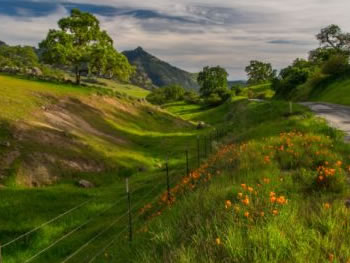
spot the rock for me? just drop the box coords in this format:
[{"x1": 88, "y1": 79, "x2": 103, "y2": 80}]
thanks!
[
  {"x1": 32, "y1": 67, "x2": 43, "y2": 76},
  {"x1": 197, "y1": 121, "x2": 206, "y2": 130},
  {"x1": 77, "y1": 179, "x2": 95, "y2": 188},
  {"x1": 0, "y1": 141, "x2": 11, "y2": 147},
  {"x1": 345, "y1": 200, "x2": 350, "y2": 208}
]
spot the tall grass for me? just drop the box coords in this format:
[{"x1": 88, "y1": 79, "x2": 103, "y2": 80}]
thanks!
[{"x1": 105, "y1": 100, "x2": 350, "y2": 263}]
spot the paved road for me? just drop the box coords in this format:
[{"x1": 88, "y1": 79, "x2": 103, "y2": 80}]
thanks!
[{"x1": 300, "y1": 102, "x2": 350, "y2": 141}]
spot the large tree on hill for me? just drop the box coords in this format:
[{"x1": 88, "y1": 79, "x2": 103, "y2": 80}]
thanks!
[
  {"x1": 245, "y1": 60, "x2": 276, "y2": 85},
  {"x1": 309, "y1": 25, "x2": 350, "y2": 63},
  {"x1": 197, "y1": 66, "x2": 228, "y2": 97},
  {"x1": 39, "y1": 9, "x2": 133, "y2": 85}
]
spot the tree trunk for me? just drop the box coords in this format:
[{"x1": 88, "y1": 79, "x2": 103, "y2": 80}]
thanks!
[{"x1": 75, "y1": 66, "x2": 81, "y2": 85}]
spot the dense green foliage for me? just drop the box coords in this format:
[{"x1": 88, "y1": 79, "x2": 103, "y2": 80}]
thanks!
[
  {"x1": 39, "y1": 9, "x2": 133, "y2": 85},
  {"x1": 146, "y1": 84, "x2": 185, "y2": 105},
  {"x1": 197, "y1": 66, "x2": 231, "y2": 106},
  {"x1": 123, "y1": 47, "x2": 199, "y2": 90},
  {"x1": 273, "y1": 25, "x2": 350, "y2": 100},
  {"x1": 0, "y1": 45, "x2": 38, "y2": 69},
  {"x1": 245, "y1": 60, "x2": 276, "y2": 85}
]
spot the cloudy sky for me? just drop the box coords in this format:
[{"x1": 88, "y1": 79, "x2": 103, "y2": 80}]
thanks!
[{"x1": 1, "y1": 0, "x2": 350, "y2": 79}]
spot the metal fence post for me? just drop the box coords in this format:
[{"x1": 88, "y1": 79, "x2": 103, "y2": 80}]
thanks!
[
  {"x1": 126, "y1": 178, "x2": 132, "y2": 242},
  {"x1": 166, "y1": 157, "x2": 171, "y2": 202},
  {"x1": 197, "y1": 136, "x2": 200, "y2": 168},
  {"x1": 186, "y1": 150, "x2": 189, "y2": 177}
]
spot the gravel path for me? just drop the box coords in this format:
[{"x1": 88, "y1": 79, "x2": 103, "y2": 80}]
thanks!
[{"x1": 300, "y1": 102, "x2": 350, "y2": 141}]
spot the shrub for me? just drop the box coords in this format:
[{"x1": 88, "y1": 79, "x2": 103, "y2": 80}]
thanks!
[
  {"x1": 184, "y1": 91, "x2": 200, "y2": 104},
  {"x1": 321, "y1": 54, "x2": 349, "y2": 76},
  {"x1": 205, "y1": 93, "x2": 222, "y2": 106}
]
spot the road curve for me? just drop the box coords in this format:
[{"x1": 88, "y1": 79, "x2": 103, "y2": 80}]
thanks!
[{"x1": 300, "y1": 102, "x2": 350, "y2": 141}]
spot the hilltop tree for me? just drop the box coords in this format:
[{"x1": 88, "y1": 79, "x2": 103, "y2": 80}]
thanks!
[
  {"x1": 310, "y1": 25, "x2": 350, "y2": 63},
  {"x1": 245, "y1": 60, "x2": 276, "y2": 85},
  {"x1": 39, "y1": 9, "x2": 133, "y2": 85},
  {"x1": 197, "y1": 66, "x2": 228, "y2": 97}
]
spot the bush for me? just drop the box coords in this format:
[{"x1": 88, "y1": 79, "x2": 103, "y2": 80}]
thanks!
[
  {"x1": 205, "y1": 93, "x2": 223, "y2": 106},
  {"x1": 184, "y1": 91, "x2": 200, "y2": 104},
  {"x1": 322, "y1": 54, "x2": 349, "y2": 76},
  {"x1": 146, "y1": 84, "x2": 186, "y2": 105}
]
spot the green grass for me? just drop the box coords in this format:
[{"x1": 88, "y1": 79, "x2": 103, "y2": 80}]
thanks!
[
  {"x1": 309, "y1": 76, "x2": 350, "y2": 106},
  {"x1": 241, "y1": 83, "x2": 275, "y2": 99},
  {"x1": 103, "y1": 99, "x2": 350, "y2": 263},
  {"x1": 0, "y1": 75, "x2": 219, "y2": 262}
]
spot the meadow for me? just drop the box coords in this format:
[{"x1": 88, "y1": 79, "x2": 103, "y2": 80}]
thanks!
[
  {"x1": 0, "y1": 74, "x2": 218, "y2": 262},
  {"x1": 103, "y1": 99, "x2": 350, "y2": 263}
]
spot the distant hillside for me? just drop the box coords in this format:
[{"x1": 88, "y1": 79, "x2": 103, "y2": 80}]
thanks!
[
  {"x1": 228, "y1": 80, "x2": 247, "y2": 87},
  {"x1": 0, "y1": 40, "x2": 6, "y2": 46},
  {"x1": 123, "y1": 47, "x2": 199, "y2": 91}
]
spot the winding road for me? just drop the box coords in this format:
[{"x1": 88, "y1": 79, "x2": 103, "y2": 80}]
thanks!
[{"x1": 300, "y1": 102, "x2": 350, "y2": 141}]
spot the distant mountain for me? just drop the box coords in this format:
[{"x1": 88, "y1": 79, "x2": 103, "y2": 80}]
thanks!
[
  {"x1": 0, "y1": 40, "x2": 6, "y2": 46},
  {"x1": 228, "y1": 80, "x2": 247, "y2": 87},
  {"x1": 123, "y1": 47, "x2": 199, "y2": 91}
]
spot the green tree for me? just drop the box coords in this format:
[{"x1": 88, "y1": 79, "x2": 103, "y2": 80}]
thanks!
[
  {"x1": 309, "y1": 25, "x2": 350, "y2": 63},
  {"x1": 245, "y1": 60, "x2": 276, "y2": 85},
  {"x1": 39, "y1": 9, "x2": 133, "y2": 85},
  {"x1": 197, "y1": 66, "x2": 228, "y2": 97}
]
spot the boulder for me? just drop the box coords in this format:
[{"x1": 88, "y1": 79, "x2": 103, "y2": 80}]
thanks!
[
  {"x1": 197, "y1": 121, "x2": 206, "y2": 130},
  {"x1": 77, "y1": 179, "x2": 95, "y2": 188},
  {"x1": 32, "y1": 67, "x2": 43, "y2": 76}
]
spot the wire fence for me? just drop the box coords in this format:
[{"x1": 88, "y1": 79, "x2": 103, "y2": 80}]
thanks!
[{"x1": 0, "y1": 127, "x2": 229, "y2": 263}]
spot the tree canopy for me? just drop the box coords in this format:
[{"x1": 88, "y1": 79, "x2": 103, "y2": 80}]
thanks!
[
  {"x1": 39, "y1": 9, "x2": 133, "y2": 85},
  {"x1": 197, "y1": 66, "x2": 228, "y2": 97},
  {"x1": 245, "y1": 60, "x2": 276, "y2": 85}
]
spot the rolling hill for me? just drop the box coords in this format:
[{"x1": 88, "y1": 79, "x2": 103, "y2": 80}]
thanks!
[{"x1": 123, "y1": 47, "x2": 199, "y2": 91}]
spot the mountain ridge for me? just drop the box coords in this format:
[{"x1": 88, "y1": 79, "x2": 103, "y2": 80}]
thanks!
[{"x1": 123, "y1": 47, "x2": 199, "y2": 91}]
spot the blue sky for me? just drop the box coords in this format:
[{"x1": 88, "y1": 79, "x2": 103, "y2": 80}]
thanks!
[{"x1": 0, "y1": 0, "x2": 349, "y2": 79}]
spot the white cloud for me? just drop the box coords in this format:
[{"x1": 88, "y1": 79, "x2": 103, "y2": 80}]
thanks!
[{"x1": 1, "y1": 0, "x2": 350, "y2": 79}]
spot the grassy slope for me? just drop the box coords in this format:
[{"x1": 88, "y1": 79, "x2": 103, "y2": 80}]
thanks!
[
  {"x1": 308, "y1": 76, "x2": 350, "y2": 106},
  {"x1": 0, "y1": 75, "x2": 214, "y2": 262},
  {"x1": 241, "y1": 83, "x2": 274, "y2": 99},
  {"x1": 103, "y1": 99, "x2": 350, "y2": 263}
]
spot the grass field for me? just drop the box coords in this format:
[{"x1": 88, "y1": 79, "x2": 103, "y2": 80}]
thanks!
[
  {"x1": 0, "y1": 74, "x2": 226, "y2": 262},
  {"x1": 102, "y1": 99, "x2": 350, "y2": 263}
]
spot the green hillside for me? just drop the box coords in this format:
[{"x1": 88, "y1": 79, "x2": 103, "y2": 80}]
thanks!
[
  {"x1": 105, "y1": 99, "x2": 350, "y2": 263},
  {"x1": 295, "y1": 76, "x2": 350, "y2": 106},
  {"x1": 0, "y1": 74, "x2": 213, "y2": 262},
  {"x1": 123, "y1": 47, "x2": 199, "y2": 90}
]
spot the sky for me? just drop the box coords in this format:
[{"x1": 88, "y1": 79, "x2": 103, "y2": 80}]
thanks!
[{"x1": 0, "y1": 0, "x2": 350, "y2": 80}]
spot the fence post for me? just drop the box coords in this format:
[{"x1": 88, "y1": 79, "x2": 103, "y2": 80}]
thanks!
[
  {"x1": 166, "y1": 157, "x2": 171, "y2": 202},
  {"x1": 126, "y1": 178, "x2": 132, "y2": 243},
  {"x1": 197, "y1": 136, "x2": 200, "y2": 168},
  {"x1": 186, "y1": 150, "x2": 189, "y2": 177},
  {"x1": 210, "y1": 133, "x2": 212, "y2": 152}
]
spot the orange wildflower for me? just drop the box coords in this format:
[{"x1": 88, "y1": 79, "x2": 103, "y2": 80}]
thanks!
[
  {"x1": 215, "y1": 238, "x2": 221, "y2": 245},
  {"x1": 225, "y1": 200, "x2": 232, "y2": 209},
  {"x1": 237, "y1": 192, "x2": 243, "y2": 198},
  {"x1": 272, "y1": 210, "x2": 278, "y2": 215},
  {"x1": 336, "y1": 161, "x2": 342, "y2": 167},
  {"x1": 329, "y1": 253, "x2": 334, "y2": 262},
  {"x1": 323, "y1": 203, "x2": 331, "y2": 209},
  {"x1": 248, "y1": 187, "x2": 254, "y2": 192},
  {"x1": 244, "y1": 211, "x2": 250, "y2": 218},
  {"x1": 270, "y1": 196, "x2": 277, "y2": 203},
  {"x1": 260, "y1": 212, "x2": 265, "y2": 217},
  {"x1": 241, "y1": 184, "x2": 247, "y2": 190},
  {"x1": 242, "y1": 197, "x2": 250, "y2": 206}
]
